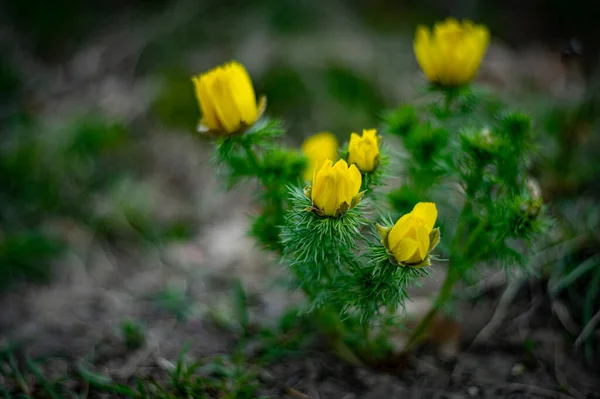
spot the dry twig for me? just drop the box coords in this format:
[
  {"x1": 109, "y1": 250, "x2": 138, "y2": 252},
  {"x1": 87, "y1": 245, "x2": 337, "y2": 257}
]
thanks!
[
  {"x1": 552, "y1": 300, "x2": 580, "y2": 335},
  {"x1": 574, "y1": 308, "x2": 600, "y2": 348},
  {"x1": 498, "y1": 382, "x2": 575, "y2": 399},
  {"x1": 470, "y1": 280, "x2": 523, "y2": 346},
  {"x1": 257, "y1": 368, "x2": 312, "y2": 399},
  {"x1": 554, "y1": 337, "x2": 586, "y2": 399}
]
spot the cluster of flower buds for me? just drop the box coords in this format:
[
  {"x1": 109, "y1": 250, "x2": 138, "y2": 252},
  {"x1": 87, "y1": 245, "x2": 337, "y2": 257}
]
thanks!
[
  {"x1": 190, "y1": 17, "x2": 493, "y2": 269},
  {"x1": 300, "y1": 128, "x2": 381, "y2": 216}
]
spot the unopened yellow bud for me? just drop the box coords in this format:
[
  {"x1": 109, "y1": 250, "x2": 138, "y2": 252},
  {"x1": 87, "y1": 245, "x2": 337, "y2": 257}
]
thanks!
[
  {"x1": 307, "y1": 159, "x2": 363, "y2": 217},
  {"x1": 192, "y1": 61, "x2": 266, "y2": 135},
  {"x1": 380, "y1": 202, "x2": 439, "y2": 266},
  {"x1": 414, "y1": 18, "x2": 489, "y2": 87},
  {"x1": 347, "y1": 129, "x2": 381, "y2": 173}
]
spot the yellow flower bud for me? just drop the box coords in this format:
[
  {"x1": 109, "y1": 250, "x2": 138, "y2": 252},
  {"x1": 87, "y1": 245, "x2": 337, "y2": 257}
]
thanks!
[
  {"x1": 414, "y1": 18, "x2": 490, "y2": 87},
  {"x1": 308, "y1": 159, "x2": 362, "y2": 217},
  {"x1": 301, "y1": 132, "x2": 339, "y2": 181},
  {"x1": 383, "y1": 202, "x2": 439, "y2": 266},
  {"x1": 347, "y1": 129, "x2": 381, "y2": 173},
  {"x1": 192, "y1": 61, "x2": 266, "y2": 135}
]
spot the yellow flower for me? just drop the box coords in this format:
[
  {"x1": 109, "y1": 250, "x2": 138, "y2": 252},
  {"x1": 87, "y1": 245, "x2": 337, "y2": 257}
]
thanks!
[
  {"x1": 301, "y1": 132, "x2": 339, "y2": 181},
  {"x1": 347, "y1": 129, "x2": 381, "y2": 173},
  {"x1": 307, "y1": 159, "x2": 363, "y2": 217},
  {"x1": 192, "y1": 61, "x2": 266, "y2": 135},
  {"x1": 378, "y1": 202, "x2": 440, "y2": 266},
  {"x1": 414, "y1": 18, "x2": 490, "y2": 87}
]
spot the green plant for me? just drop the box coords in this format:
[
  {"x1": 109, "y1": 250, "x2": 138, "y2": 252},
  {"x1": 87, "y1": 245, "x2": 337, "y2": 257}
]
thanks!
[
  {"x1": 385, "y1": 88, "x2": 548, "y2": 351},
  {"x1": 121, "y1": 320, "x2": 147, "y2": 350},
  {"x1": 195, "y1": 30, "x2": 547, "y2": 364}
]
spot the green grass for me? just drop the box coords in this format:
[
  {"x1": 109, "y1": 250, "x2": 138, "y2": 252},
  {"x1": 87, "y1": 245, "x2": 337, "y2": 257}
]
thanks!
[{"x1": 0, "y1": 344, "x2": 266, "y2": 399}]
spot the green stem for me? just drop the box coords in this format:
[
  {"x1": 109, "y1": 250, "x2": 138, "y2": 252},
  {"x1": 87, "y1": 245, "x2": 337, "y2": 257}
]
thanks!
[
  {"x1": 240, "y1": 139, "x2": 287, "y2": 250},
  {"x1": 403, "y1": 264, "x2": 458, "y2": 352},
  {"x1": 362, "y1": 321, "x2": 370, "y2": 346},
  {"x1": 403, "y1": 210, "x2": 486, "y2": 352},
  {"x1": 331, "y1": 340, "x2": 367, "y2": 367},
  {"x1": 443, "y1": 88, "x2": 457, "y2": 115},
  {"x1": 241, "y1": 140, "x2": 262, "y2": 178}
]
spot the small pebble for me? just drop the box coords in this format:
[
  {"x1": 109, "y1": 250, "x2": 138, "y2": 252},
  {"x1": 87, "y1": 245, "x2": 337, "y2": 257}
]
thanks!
[
  {"x1": 511, "y1": 362, "x2": 526, "y2": 376},
  {"x1": 467, "y1": 386, "x2": 480, "y2": 397},
  {"x1": 155, "y1": 357, "x2": 176, "y2": 371}
]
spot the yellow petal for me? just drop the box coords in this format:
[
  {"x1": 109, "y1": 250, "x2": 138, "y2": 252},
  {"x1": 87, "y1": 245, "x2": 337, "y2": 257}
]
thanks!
[
  {"x1": 193, "y1": 74, "x2": 221, "y2": 131},
  {"x1": 411, "y1": 202, "x2": 438, "y2": 232},
  {"x1": 312, "y1": 160, "x2": 341, "y2": 216},
  {"x1": 346, "y1": 132, "x2": 362, "y2": 168},
  {"x1": 415, "y1": 224, "x2": 430, "y2": 260},
  {"x1": 210, "y1": 70, "x2": 242, "y2": 133},
  {"x1": 463, "y1": 25, "x2": 490, "y2": 82},
  {"x1": 414, "y1": 18, "x2": 490, "y2": 87},
  {"x1": 311, "y1": 159, "x2": 333, "y2": 202},
  {"x1": 310, "y1": 158, "x2": 362, "y2": 216},
  {"x1": 332, "y1": 159, "x2": 352, "y2": 205},
  {"x1": 388, "y1": 213, "x2": 414, "y2": 250},
  {"x1": 414, "y1": 26, "x2": 438, "y2": 83},
  {"x1": 348, "y1": 132, "x2": 360, "y2": 148},
  {"x1": 302, "y1": 132, "x2": 338, "y2": 181},
  {"x1": 363, "y1": 129, "x2": 377, "y2": 140},
  {"x1": 391, "y1": 237, "x2": 421, "y2": 264},
  {"x1": 348, "y1": 132, "x2": 360, "y2": 154},
  {"x1": 347, "y1": 164, "x2": 362, "y2": 198},
  {"x1": 226, "y1": 62, "x2": 258, "y2": 125},
  {"x1": 347, "y1": 129, "x2": 380, "y2": 173},
  {"x1": 302, "y1": 132, "x2": 338, "y2": 156}
]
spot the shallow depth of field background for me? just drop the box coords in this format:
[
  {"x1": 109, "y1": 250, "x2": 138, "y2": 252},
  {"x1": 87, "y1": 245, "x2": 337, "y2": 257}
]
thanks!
[{"x1": 1, "y1": 0, "x2": 600, "y2": 397}]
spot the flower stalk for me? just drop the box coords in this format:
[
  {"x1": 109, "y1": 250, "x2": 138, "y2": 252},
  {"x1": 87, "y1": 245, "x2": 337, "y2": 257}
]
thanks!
[{"x1": 403, "y1": 265, "x2": 458, "y2": 352}]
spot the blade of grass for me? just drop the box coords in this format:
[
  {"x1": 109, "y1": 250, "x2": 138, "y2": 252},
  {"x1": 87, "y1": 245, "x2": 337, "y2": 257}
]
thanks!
[
  {"x1": 550, "y1": 256, "x2": 599, "y2": 297},
  {"x1": 582, "y1": 267, "x2": 600, "y2": 363},
  {"x1": 575, "y1": 308, "x2": 600, "y2": 348},
  {"x1": 135, "y1": 380, "x2": 147, "y2": 399},
  {"x1": 78, "y1": 366, "x2": 138, "y2": 397},
  {"x1": 171, "y1": 342, "x2": 191, "y2": 389},
  {"x1": 233, "y1": 280, "x2": 249, "y2": 334},
  {"x1": 7, "y1": 352, "x2": 29, "y2": 395},
  {"x1": 0, "y1": 383, "x2": 12, "y2": 399},
  {"x1": 25, "y1": 356, "x2": 61, "y2": 399}
]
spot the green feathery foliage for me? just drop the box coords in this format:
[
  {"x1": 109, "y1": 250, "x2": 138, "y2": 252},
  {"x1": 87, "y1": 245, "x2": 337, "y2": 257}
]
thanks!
[
  {"x1": 202, "y1": 63, "x2": 547, "y2": 363},
  {"x1": 383, "y1": 87, "x2": 548, "y2": 349},
  {"x1": 213, "y1": 118, "x2": 306, "y2": 250}
]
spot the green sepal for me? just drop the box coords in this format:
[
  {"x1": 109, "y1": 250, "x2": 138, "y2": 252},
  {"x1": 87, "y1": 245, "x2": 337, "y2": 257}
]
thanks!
[
  {"x1": 337, "y1": 201, "x2": 350, "y2": 217},
  {"x1": 303, "y1": 185, "x2": 312, "y2": 199},
  {"x1": 385, "y1": 251, "x2": 432, "y2": 269},
  {"x1": 400, "y1": 255, "x2": 431, "y2": 269},
  {"x1": 376, "y1": 223, "x2": 392, "y2": 248},
  {"x1": 428, "y1": 227, "x2": 440, "y2": 252},
  {"x1": 350, "y1": 191, "x2": 365, "y2": 210},
  {"x1": 371, "y1": 153, "x2": 381, "y2": 172}
]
